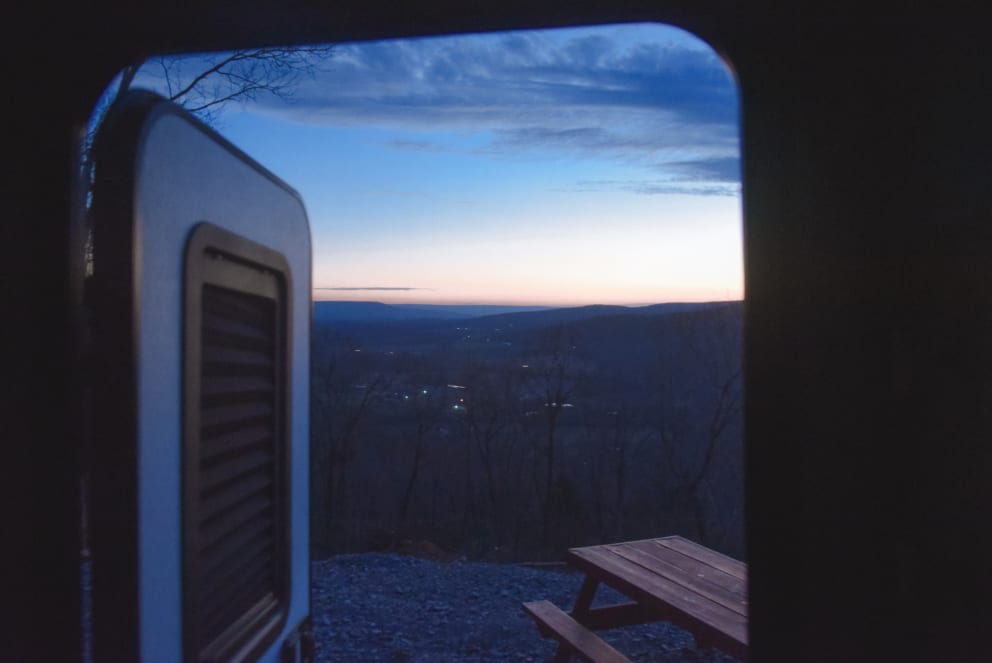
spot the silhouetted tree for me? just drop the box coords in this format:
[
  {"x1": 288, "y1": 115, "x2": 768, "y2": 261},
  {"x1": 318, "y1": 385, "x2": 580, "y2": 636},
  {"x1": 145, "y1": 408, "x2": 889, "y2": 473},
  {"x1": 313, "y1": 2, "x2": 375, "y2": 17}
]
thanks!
[
  {"x1": 606, "y1": 405, "x2": 635, "y2": 541},
  {"x1": 528, "y1": 324, "x2": 581, "y2": 541},
  {"x1": 396, "y1": 387, "x2": 444, "y2": 530},
  {"x1": 461, "y1": 360, "x2": 526, "y2": 549},
  {"x1": 310, "y1": 332, "x2": 391, "y2": 551},
  {"x1": 80, "y1": 45, "x2": 335, "y2": 271},
  {"x1": 113, "y1": 46, "x2": 335, "y2": 124},
  {"x1": 653, "y1": 306, "x2": 742, "y2": 547}
]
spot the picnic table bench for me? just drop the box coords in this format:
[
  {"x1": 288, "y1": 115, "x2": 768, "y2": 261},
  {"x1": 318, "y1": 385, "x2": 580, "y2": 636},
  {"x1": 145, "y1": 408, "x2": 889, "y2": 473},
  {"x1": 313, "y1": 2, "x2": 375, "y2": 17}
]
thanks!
[{"x1": 523, "y1": 536, "x2": 747, "y2": 662}]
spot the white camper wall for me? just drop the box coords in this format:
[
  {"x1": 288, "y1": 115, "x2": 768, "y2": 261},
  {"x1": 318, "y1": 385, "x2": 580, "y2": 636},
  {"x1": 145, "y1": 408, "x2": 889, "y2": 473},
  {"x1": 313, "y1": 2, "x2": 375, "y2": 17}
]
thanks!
[{"x1": 133, "y1": 108, "x2": 311, "y2": 662}]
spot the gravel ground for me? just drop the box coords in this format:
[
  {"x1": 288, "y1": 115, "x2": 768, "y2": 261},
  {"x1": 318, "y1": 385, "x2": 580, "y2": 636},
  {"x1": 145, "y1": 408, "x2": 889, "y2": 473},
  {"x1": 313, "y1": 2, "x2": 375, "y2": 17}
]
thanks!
[{"x1": 311, "y1": 553, "x2": 742, "y2": 663}]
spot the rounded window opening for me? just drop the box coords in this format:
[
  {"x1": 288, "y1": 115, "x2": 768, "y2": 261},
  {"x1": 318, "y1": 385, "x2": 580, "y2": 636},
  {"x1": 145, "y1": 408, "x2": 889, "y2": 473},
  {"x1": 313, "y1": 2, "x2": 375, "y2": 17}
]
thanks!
[{"x1": 83, "y1": 20, "x2": 745, "y2": 663}]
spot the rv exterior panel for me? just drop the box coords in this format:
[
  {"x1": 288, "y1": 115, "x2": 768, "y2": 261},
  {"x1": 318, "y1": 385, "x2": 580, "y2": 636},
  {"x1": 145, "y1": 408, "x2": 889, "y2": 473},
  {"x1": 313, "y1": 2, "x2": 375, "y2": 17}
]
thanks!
[{"x1": 90, "y1": 92, "x2": 311, "y2": 663}]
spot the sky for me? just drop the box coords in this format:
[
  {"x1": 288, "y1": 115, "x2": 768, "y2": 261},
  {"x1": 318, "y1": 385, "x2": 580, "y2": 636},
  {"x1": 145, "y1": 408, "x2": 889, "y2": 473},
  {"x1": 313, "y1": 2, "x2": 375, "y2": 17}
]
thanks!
[{"x1": 128, "y1": 23, "x2": 742, "y2": 307}]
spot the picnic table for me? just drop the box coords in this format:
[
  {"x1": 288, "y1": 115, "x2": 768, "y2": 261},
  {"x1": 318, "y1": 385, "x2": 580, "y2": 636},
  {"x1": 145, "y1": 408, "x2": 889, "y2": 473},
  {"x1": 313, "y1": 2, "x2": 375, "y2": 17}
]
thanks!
[{"x1": 523, "y1": 536, "x2": 748, "y2": 662}]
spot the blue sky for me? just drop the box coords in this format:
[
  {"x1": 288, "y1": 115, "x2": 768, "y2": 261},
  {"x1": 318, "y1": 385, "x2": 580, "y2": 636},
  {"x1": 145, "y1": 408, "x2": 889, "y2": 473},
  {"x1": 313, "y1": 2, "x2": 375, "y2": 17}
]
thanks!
[{"x1": 131, "y1": 22, "x2": 742, "y2": 306}]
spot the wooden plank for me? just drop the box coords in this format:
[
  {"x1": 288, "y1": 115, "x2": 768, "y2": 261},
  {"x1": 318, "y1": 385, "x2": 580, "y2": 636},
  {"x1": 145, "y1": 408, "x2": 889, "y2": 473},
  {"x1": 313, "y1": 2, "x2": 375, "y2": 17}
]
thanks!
[
  {"x1": 568, "y1": 547, "x2": 747, "y2": 649},
  {"x1": 607, "y1": 542, "x2": 747, "y2": 616},
  {"x1": 655, "y1": 536, "x2": 746, "y2": 581},
  {"x1": 626, "y1": 540, "x2": 746, "y2": 598},
  {"x1": 522, "y1": 601, "x2": 633, "y2": 663}
]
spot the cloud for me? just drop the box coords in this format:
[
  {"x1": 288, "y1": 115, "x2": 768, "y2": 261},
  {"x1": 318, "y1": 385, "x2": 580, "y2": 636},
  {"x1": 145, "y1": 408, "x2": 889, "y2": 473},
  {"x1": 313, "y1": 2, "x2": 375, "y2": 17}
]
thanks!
[
  {"x1": 664, "y1": 156, "x2": 740, "y2": 183},
  {"x1": 315, "y1": 286, "x2": 433, "y2": 291},
  {"x1": 568, "y1": 179, "x2": 741, "y2": 197},
  {"x1": 557, "y1": 152, "x2": 740, "y2": 196},
  {"x1": 385, "y1": 139, "x2": 450, "y2": 152},
  {"x1": 232, "y1": 24, "x2": 741, "y2": 189},
  {"x1": 491, "y1": 126, "x2": 618, "y2": 151},
  {"x1": 281, "y1": 32, "x2": 737, "y2": 129}
]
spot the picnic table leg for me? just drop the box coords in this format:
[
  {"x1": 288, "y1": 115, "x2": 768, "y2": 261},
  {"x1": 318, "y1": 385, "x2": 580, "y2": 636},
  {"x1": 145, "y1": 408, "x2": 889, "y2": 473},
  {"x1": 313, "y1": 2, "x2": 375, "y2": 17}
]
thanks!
[
  {"x1": 572, "y1": 575, "x2": 600, "y2": 617},
  {"x1": 554, "y1": 575, "x2": 601, "y2": 661}
]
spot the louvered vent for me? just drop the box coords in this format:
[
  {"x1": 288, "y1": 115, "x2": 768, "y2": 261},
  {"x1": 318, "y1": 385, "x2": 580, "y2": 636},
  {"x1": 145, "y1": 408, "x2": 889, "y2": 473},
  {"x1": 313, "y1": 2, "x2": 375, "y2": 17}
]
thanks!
[
  {"x1": 196, "y1": 284, "x2": 279, "y2": 649},
  {"x1": 184, "y1": 224, "x2": 290, "y2": 663}
]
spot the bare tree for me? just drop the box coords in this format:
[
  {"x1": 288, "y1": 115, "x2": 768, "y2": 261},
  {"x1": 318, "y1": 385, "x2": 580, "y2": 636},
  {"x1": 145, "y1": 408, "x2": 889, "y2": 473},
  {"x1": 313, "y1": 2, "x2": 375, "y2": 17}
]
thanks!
[
  {"x1": 310, "y1": 333, "x2": 391, "y2": 551},
  {"x1": 653, "y1": 305, "x2": 743, "y2": 546},
  {"x1": 115, "y1": 45, "x2": 335, "y2": 124},
  {"x1": 657, "y1": 367, "x2": 741, "y2": 542},
  {"x1": 528, "y1": 324, "x2": 581, "y2": 539},
  {"x1": 607, "y1": 405, "x2": 634, "y2": 541},
  {"x1": 84, "y1": 44, "x2": 334, "y2": 175},
  {"x1": 461, "y1": 361, "x2": 526, "y2": 548},
  {"x1": 80, "y1": 44, "x2": 336, "y2": 274},
  {"x1": 396, "y1": 388, "x2": 444, "y2": 529}
]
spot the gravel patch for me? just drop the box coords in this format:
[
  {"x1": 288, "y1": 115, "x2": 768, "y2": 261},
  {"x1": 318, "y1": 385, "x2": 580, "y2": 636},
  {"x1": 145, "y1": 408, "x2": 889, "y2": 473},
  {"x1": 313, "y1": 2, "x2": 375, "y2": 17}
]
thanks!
[{"x1": 311, "y1": 553, "x2": 742, "y2": 662}]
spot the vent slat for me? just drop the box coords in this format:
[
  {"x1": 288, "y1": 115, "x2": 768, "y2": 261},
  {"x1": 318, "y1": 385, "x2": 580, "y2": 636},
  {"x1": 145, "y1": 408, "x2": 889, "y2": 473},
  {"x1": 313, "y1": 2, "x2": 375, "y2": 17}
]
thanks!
[
  {"x1": 202, "y1": 287, "x2": 273, "y2": 325},
  {"x1": 201, "y1": 413, "x2": 272, "y2": 440},
  {"x1": 199, "y1": 473, "x2": 272, "y2": 522},
  {"x1": 198, "y1": 491, "x2": 273, "y2": 550},
  {"x1": 197, "y1": 559, "x2": 272, "y2": 631},
  {"x1": 201, "y1": 375, "x2": 273, "y2": 400},
  {"x1": 201, "y1": 345, "x2": 274, "y2": 374},
  {"x1": 200, "y1": 447, "x2": 272, "y2": 494},
  {"x1": 198, "y1": 569, "x2": 274, "y2": 647},
  {"x1": 200, "y1": 515, "x2": 273, "y2": 577},
  {"x1": 197, "y1": 544, "x2": 273, "y2": 621},
  {"x1": 201, "y1": 516, "x2": 272, "y2": 589},
  {"x1": 200, "y1": 400, "x2": 274, "y2": 431},
  {"x1": 203, "y1": 309, "x2": 273, "y2": 343},
  {"x1": 199, "y1": 427, "x2": 270, "y2": 464},
  {"x1": 202, "y1": 388, "x2": 272, "y2": 410}
]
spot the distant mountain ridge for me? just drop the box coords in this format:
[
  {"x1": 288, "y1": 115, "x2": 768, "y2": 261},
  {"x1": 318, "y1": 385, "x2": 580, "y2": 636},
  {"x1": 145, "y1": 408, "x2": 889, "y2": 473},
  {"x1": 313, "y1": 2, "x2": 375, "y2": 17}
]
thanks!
[
  {"x1": 312, "y1": 300, "x2": 736, "y2": 325},
  {"x1": 465, "y1": 301, "x2": 727, "y2": 330},
  {"x1": 312, "y1": 301, "x2": 552, "y2": 323}
]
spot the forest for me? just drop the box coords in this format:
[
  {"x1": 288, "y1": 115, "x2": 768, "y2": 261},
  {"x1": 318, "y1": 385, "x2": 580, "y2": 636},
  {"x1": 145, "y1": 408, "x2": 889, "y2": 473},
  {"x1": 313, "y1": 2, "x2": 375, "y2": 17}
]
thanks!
[{"x1": 310, "y1": 301, "x2": 744, "y2": 562}]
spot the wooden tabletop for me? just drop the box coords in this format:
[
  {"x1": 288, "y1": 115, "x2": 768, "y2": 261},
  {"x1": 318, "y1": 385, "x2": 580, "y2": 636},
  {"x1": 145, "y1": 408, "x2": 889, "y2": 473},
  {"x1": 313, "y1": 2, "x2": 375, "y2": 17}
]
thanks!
[{"x1": 567, "y1": 536, "x2": 748, "y2": 660}]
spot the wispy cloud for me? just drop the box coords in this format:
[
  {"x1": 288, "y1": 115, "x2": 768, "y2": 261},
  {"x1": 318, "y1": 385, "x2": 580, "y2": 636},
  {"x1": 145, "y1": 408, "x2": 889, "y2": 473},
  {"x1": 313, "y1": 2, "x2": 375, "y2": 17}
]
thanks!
[
  {"x1": 279, "y1": 27, "x2": 736, "y2": 126},
  {"x1": 568, "y1": 179, "x2": 740, "y2": 197},
  {"x1": 661, "y1": 156, "x2": 740, "y2": 183},
  {"x1": 561, "y1": 153, "x2": 740, "y2": 196},
  {"x1": 385, "y1": 139, "x2": 450, "y2": 153},
  {"x1": 245, "y1": 24, "x2": 740, "y2": 190},
  {"x1": 315, "y1": 286, "x2": 433, "y2": 291}
]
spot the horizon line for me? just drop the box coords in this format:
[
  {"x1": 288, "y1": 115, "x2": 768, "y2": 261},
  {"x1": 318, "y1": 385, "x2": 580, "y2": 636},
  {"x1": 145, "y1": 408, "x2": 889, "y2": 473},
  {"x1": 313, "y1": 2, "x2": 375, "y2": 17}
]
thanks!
[{"x1": 311, "y1": 298, "x2": 743, "y2": 308}]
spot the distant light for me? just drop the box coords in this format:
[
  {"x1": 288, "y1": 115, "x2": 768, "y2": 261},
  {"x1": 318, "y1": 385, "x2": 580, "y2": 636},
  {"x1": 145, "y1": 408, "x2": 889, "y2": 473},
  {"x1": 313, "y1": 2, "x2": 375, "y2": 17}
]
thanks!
[
  {"x1": 521, "y1": 364, "x2": 529, "y2": 369},
  {"x1": 447, "y1": 384, "x2": 466, "y2": 390},
  {"x1": 422, "y1": 389, "x2": 428, "y2": 394}
]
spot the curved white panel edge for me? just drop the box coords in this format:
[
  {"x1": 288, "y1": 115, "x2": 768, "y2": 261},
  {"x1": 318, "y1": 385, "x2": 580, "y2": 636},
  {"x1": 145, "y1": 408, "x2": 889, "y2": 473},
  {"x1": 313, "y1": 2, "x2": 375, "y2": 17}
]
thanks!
[{"x1": 135, "y1": 111, "x2": 311, "y2": 663}]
